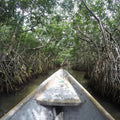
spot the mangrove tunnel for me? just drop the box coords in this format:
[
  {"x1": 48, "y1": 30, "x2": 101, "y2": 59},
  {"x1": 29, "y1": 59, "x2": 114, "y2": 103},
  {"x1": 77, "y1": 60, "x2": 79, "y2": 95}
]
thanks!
[{"x1": 0, "y1": 0, "x2": 120, "y2": 119}]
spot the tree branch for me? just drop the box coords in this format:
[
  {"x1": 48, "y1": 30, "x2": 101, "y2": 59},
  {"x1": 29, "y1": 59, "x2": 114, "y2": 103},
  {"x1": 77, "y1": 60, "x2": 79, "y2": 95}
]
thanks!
[
  {"x1": 81, "y1": 0, "x2": 100, "y2": 23},
  {"x1": 76, "y1": 26, "x2": 100, "y2": 55},
  {"x1": 81, "y1": 0, "x2": 109, "y2": 49}
]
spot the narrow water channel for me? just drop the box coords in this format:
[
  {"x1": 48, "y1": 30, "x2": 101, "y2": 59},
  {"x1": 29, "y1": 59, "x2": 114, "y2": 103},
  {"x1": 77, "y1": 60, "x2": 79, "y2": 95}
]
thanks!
[
  {"x1": 0, "y1": 68, "x2": 120, "y2": 119},
  {"x1": 67, "y1": 68, "x2": 120, "y2": 120}
]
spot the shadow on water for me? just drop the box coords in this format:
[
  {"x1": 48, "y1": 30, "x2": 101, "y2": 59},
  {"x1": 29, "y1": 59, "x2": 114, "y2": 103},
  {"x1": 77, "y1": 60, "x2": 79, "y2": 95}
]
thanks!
[{"x1": 0, "y1": 68, "x2": 120, "y2": 119}]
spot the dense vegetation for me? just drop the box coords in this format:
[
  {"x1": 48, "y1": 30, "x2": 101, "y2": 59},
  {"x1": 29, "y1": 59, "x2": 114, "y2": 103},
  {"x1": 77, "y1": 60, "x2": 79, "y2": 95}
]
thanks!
[{"x1": 0, "y1": 0, "x2": 120, "y2": 104}]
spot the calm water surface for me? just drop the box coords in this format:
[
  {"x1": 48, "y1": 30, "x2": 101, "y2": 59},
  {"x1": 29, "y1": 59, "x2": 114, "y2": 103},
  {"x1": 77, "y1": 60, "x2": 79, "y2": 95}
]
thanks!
[
  {"x1": 67, "y1": 69, "x2": 120, "y2": 120},
  {"x1": 0, "y1": 68, "x2": 120, "y2": 119}
]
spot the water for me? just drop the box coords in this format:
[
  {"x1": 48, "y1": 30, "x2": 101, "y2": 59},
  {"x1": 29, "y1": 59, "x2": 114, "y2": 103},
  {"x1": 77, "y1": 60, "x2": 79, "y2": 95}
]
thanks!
[
  {"x1": 0, "y1": 69, "x2": 57, "y2": 118},
  {"x1": 0, "y1": 68, "x2": 120, "y2": 119},
  {"x1": 67, "y1": 69, "x2": 120, "y2": 120}
]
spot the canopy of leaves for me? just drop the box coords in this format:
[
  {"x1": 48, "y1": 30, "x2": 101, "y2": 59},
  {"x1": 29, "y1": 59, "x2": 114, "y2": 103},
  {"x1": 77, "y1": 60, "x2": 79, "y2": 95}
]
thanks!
[{"x1": 0, "y1": 0, "x2": 120, "y2": 105}]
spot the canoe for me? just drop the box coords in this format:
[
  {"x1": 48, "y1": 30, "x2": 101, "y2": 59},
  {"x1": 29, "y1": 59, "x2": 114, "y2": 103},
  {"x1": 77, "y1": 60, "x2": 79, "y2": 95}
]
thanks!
[{"x1": 1, "y1": 69, "x2": 114, "y2": 120}]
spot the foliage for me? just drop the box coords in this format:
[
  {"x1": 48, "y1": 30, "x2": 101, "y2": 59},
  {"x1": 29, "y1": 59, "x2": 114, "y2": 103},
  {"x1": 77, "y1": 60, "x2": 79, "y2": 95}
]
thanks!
[
  {"x1": 0, "y1": 0, "x2": 57, "y2": 93},
  {"x1": 0, "y1": 0, "x2": 120, "y2": 104}
]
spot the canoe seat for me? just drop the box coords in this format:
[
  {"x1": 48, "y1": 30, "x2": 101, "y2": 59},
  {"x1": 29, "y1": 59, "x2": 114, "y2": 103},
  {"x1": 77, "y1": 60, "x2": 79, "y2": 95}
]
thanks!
[{"x1": 35, "y1": 74, "x2": 81, "y2": 106}]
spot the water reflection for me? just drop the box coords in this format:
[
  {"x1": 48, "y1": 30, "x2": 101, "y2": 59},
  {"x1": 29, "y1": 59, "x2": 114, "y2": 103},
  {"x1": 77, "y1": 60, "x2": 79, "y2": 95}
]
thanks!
[{"x1": 67, "y1": 68, "x2": 120, "y2": 120}]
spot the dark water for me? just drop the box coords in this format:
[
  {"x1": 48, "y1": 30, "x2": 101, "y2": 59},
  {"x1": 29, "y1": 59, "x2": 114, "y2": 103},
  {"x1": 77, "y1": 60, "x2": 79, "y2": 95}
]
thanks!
[{"x1": 0, "y1": 68, "x2": 120, "y2": 119}]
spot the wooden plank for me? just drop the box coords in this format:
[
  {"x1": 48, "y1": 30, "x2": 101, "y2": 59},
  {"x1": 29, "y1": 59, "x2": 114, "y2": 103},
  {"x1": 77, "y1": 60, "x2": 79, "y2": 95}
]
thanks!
[
  {"x1": 53, "y1": 107, "x2": 64, "y2": 120},
  {"x1": 36, "y1": 70, "x2": 81, "y2": 106},
  {"x1": 55, "y1": 112, "x2": 63, "y2": 120}
]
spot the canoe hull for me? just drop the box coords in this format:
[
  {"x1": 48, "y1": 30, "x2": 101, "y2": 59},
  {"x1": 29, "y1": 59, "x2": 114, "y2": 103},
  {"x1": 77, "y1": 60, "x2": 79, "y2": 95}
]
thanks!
[{"x1": 1, "y1": 69, "x2": 114, "y2": 120}]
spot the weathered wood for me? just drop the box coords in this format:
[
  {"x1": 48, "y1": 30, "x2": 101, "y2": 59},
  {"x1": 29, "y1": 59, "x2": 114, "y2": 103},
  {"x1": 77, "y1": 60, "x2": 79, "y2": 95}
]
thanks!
[
  {"x1": 55, "y1": 112, "x2": 63, "y2": 120},
  {"x1": 36, "y1": 70, "x2": 81, "y2": 106},
  {"x1": 53, "y1": 107, "x2": 64, "y2": 120}
]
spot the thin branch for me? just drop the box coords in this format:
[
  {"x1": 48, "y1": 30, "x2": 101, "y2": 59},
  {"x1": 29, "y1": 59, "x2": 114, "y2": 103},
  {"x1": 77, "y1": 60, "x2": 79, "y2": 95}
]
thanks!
[
  {"x1": 81, "y1": 0, "x2": 107, "y2": 44},
  {"x1": 81, "y1": 0, "x2": 100, "y2": 23},
  {"x1": 19, "y1": 20, "x2": 39, "y2": 34},
  {"x1": 76, "y1": 26, "x2": 90, "y2": 38},
  {"x1": 113, "y1": 20, "x2": 120, "y2": 33},
  {"x1": 29, "y1": 43, "x2": 48, "y2": 50},
  {"x1": 76, "y1": 26, "x2": 100, "y2": 55},
  {"x1": 7, "y1": 26, "x2": 18, "y2": 55}
]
